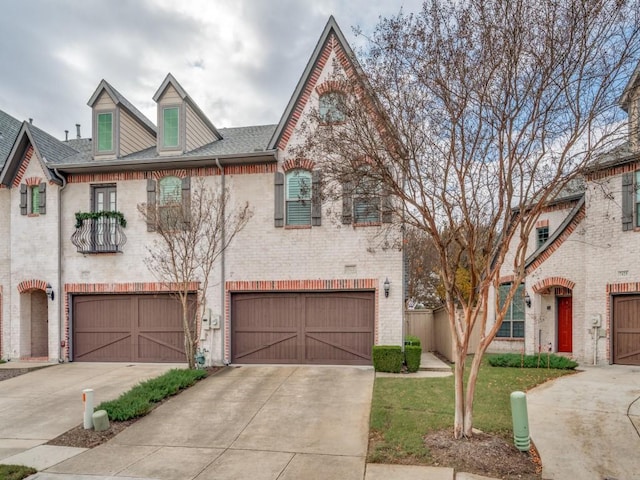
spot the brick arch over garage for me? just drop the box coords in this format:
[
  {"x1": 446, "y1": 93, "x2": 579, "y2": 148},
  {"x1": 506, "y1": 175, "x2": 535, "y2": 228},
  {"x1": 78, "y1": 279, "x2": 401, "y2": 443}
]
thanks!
[
  {"x1": 532, "y1": 277, "x2": 575, "y2": 294},
  {"x1": 17, "y1": 279, "x2": 48, "y2": 293}
]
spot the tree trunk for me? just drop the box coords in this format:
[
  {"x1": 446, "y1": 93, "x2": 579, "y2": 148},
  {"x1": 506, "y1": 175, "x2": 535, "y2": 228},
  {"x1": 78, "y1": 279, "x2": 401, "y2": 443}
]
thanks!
[
  {"x1": 453, "y1": 346, "x2": 467, "y2": 439},
  {"x1": 463, "y1": 341, "x2": 488, "y2": 436},
  {"x1": 182, "y1": 298, "x2": 196, "y2": 369}
]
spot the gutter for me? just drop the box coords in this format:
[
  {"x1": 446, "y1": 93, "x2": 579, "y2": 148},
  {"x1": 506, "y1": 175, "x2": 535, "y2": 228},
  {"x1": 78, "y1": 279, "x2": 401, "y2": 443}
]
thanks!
[
  {"x1": 215, "y1": 158, "x2": 228, "y2": 365},
  {"x1": 51, "y1": 167, "x2": 67, "y2": 362}
]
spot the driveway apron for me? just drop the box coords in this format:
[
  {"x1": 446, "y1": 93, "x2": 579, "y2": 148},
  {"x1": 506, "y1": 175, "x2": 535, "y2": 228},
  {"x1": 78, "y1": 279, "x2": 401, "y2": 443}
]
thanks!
[
  {"x1": 527, "y1": 364, "x2": 640, "y2": 480},
  {"x1": 46, "y1": 366, "x2": 375, "y2": 480}
]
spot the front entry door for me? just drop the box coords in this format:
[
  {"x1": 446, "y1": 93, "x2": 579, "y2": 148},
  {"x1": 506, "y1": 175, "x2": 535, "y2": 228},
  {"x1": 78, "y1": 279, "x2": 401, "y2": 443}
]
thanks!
[{"x1": 557, "y1": 297, "x2": 573, "y2": 352}]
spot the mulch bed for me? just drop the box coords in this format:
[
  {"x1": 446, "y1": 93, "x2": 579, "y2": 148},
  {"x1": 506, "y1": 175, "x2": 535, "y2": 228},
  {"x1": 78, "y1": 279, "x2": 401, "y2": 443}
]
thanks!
[{"x1": 0, "y1": 369, "x2": 32, "y2": 382}]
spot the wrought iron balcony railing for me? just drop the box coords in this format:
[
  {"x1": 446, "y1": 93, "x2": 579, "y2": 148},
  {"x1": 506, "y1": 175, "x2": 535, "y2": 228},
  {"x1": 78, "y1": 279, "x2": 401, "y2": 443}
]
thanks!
[{"x1": 71, "y1": 218, "x2": 127, "y2": 254}]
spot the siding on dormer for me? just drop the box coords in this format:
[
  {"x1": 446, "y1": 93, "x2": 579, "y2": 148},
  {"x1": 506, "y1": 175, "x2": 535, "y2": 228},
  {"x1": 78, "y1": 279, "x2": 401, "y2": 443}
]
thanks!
[
  {"x1": 94, "y1": 91, "x2": 115, "y2": 109},
  {"x1": 186, "y1": 102, "x2": 216, "y2": 152},
  {"x1": 120, "y1": 109, "x2": 155, "y2": 157}
]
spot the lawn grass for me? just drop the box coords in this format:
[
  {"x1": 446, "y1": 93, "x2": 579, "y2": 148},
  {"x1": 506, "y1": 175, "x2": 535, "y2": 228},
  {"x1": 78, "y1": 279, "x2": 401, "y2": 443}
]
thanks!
[
  {"x1": 0, "y1": 464, "x2": 37, "y2": 480},
  {"x1": 368, "y1": 355, "x2": 574, "y2": 464},
  {"x1": 96, "y1": 368, "x2": 207, "y2": 421}
]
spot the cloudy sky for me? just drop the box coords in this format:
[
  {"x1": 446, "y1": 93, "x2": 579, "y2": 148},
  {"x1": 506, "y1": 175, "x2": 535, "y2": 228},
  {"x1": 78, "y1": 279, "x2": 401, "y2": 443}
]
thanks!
[{"x1": 0, "y1": 0, "x2": 423, "y2": 140}]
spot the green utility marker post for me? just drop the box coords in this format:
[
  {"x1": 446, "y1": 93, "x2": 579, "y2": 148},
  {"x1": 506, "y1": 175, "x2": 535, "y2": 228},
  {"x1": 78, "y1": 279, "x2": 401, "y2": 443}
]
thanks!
[{"x1": 510, "y1": 391, "x2": 531, "y2": 452}]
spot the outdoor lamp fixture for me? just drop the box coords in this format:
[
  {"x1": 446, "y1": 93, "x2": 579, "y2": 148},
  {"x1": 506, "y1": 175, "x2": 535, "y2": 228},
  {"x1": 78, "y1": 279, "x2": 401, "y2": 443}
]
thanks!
[
  {"x1": 524, "y1": 292, "x2": 531, "y2": 308},
  {"x1": 383, "y1": 278, "x2": 390, "y2": 298},
  {"x1": 45, "y1": 283, "x2": 54, "y2": 301}
]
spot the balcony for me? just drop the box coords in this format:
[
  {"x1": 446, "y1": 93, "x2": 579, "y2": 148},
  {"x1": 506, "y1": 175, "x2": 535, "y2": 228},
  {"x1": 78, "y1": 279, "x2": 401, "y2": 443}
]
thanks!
[{"x1": 71, "y1": 213, "x2": 127, "y2": 254}]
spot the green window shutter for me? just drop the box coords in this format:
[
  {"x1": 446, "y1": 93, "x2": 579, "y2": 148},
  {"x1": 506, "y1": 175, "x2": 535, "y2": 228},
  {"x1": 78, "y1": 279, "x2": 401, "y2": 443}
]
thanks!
[
  {"x1": 311, "y1": 170, "x2": 322, "y2": 226},
  {"x1": 274, "y1": 172, "x2": 284, "y2": 227},
  {"x1": 381, "y1": 191, "x2": 393, "y2": 223},
  {"x1": 38, "y1": 182, "x2": 46, "y2": 214},
  {"x1": 622, "y1": 172, "x2": 634, "y2": 231},
  {"x1": 286, "y1": 170, "x2": 312, "y2": 225},
  {"x1": 20, "y1": 184, "x2": 27, "y2": 215},
  {"x1": 342, "y1": 180, "x2": 353, "y2": 224},
  {"x1": 163, "y1": 107, "x2": 179, "y2": 148},
  {"x1": 146, "y1": 178, "x2": 156, "y2": 232},
  {"x1": 97, "y1": 113, "x2": 113, "y2": 152}
]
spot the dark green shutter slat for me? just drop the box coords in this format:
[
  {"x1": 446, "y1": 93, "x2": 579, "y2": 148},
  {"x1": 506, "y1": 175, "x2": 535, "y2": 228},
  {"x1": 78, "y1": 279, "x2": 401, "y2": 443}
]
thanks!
[
  {"x1": 311, "y1": 171, "x2": 322, "y2": 226},
  {"x1": 38, "y1": 182, "x2": 46, "y2": 214},
  {"x1": 274, "y1": 172, "x2": 284, "y2": 227},
  {"x1": 181, "y1": 177, "x2": 191, "y2": 227},
  {"x1": 147, "y1": 178, "x2": 156, "y2": 232},
  {"x1": 20, "y1": 184, "x2": 27, "y2": 215},
  {"x1": 342, "y1": 180, "x2": 353, "y2": 224},
  {"x1": 622, "y1": 173, "x2": 634, "y2": 231},
  {"x1": 382, "y1": 190, "x2": 392, "y2": 223}
]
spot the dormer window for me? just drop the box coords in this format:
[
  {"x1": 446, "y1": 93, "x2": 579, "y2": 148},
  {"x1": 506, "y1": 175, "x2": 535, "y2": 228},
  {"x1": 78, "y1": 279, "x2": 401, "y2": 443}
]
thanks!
[
  {"x1": 319, "y1": 92, "x2": 345, "y2": 123},
  {"x1": 162, "y1": 107, "x2": 180, "y2": 148},
  {"x1": 96, "y1": 112, "x2": 113, "y2": 152}
]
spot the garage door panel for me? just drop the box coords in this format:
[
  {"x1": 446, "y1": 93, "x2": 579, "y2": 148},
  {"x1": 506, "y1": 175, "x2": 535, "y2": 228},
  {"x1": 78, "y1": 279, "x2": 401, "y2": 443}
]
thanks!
[
  {"x1": 138, "y1": 333, "x2": 185, "y2": 362},
  {"x1": 74, "y1": 296, "x2": 132, "y2": 329},
  {"x1": 613, "y1": 295, "x2": 640, "y2": 365},
  {"x1": 231, "y1": 292, "x2": 374, "y2": 365},
  {"x1": 74, "y1": 332, "x2": 132, "y2": 362}
]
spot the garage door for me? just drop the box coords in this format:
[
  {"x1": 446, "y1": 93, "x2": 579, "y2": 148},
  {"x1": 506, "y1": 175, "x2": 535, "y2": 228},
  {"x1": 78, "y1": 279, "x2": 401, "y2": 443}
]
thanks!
[
  {"x1": 613, "y1": 295, "x2": 640, "y2": 365},
  {"x1": 73, "y1": 294, "x2": 194, "y2": 362},
  {"x1": 231, "y1": 291, "x2": 374, "y2": 365}
]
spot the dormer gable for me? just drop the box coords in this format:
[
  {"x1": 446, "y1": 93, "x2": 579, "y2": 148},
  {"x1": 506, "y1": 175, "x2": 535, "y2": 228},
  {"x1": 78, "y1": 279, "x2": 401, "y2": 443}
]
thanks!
[
  {"x1": 620, "y1": 62, "x2": 640, "y2": 151},
  {"x1": 87, "y1": 80, "x2": 157, "y2": 159},
  {"x1": 152, "y1": 73, "x2": 222, "y2": 156}
]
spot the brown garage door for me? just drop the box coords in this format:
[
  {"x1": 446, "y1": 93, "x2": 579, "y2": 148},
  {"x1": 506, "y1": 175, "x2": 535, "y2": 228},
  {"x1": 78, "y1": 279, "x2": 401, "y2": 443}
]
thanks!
[
  {"x1": 613, "y1": 295, "x2": 640, "y2": 365},
  {"x1": 73, "y1": 294, "x2": 194, "y2": 362},
  {"x1": 231, "y1": 291, "x2": 374, "y2": 365}
]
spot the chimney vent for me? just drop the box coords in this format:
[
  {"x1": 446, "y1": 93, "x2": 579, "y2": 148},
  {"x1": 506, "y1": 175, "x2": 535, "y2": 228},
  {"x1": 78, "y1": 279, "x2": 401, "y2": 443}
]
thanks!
[
  {"x1": 76, "y1": 124, "x2": 81, "y2": 139},
  {"x1": 65, "y1": 130, "x2": 69, "y2": 141},
  {"x1": 29, "y1": 118, "x2": 33, "y2": 125}
]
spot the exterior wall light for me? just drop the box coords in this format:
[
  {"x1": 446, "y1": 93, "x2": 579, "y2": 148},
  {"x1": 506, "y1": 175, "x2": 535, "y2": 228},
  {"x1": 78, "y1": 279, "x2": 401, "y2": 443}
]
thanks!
[
  {"x1": 46, "y1": 283, "x2": 54, "y2": 301},
  {"x1": 524, "y1": 292, "x2": 531, "y2": 308},
  {"x1": 383, "y1": 278, "x2": 390, "y2": 298}
]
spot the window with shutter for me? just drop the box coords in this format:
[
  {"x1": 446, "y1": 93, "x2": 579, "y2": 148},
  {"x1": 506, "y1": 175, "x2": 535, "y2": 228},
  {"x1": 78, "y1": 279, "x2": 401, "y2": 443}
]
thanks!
[
  {"x1": 30, "y1": 186, "x2": 40, "y2": 214},
  {"x1": 496, "y1": 283, "x2": 525, "y2": 338},
  {"x1": 158, "y1": 176, "x2": 183, "y2": 229},
  {"x1": 354, "y1": 176, "x2": 381, "y2": 224},
  {"x1": 635, "y1": 171, "x2": 640, "y2": 227},
  {"x1": 286, "y1": 170, "x2": 312, "y2": 226}
]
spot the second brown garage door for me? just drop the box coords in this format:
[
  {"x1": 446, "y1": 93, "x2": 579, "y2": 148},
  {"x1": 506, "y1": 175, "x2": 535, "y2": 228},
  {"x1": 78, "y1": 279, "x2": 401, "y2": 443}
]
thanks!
[
  {"x1": 231, "y1": 291, "x2": 374, "y2": 365},
  {"x1": 612, "y1": 295, "x2": 640, "y2": 365},
  {"x1": 73, "y1": 294, "x2": 194, "y2": 362}
]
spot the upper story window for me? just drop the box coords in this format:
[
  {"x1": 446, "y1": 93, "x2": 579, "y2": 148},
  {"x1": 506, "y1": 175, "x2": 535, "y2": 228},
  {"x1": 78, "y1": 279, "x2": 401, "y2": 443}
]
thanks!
[
  {"x1": 319, "y1": 92, "x2": 346, "y2": 124},
  {"x1": 96, "y1": 112, "x2": 113, "y2": 152},
  {"x1": 30, "y1": 185, "x2": 40, "y2": 214},
  {"x1": 496, "y1": 283, "x2": 525, "y2": 338},
  {"x1": 354, "y1": 177, "x2": 381, "y2": 224},
  {"x1": 286, "y1": 170, "x2": 312, "y2": 226},
  {"x1": 20, "y1": 181, "x2": 46, "y2": 216},
  {"x1": 163, "y1": 107, "x2": 180, "y2": 148},
  {"x1": 536, "y1": 226, "x2": 549, "y2": 248},
  {"x1": 158, "y1": 176, "x2": 183, "y2": 228}
]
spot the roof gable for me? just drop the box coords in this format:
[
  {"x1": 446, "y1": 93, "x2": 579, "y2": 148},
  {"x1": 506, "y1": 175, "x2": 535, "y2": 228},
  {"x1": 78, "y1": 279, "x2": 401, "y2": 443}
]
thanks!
[
  {"x1": 87, "y1": 79, "x2": 157, "y2": 136},
  {"x1": 0, "y1": 109, "x2": 23, "y2": 170},
  {"x1": 619, "y1": 61, "x2": 640, "y2": 112},
  {"x1": 268, "y1": 16, "x2": 363, "y2": 150}
]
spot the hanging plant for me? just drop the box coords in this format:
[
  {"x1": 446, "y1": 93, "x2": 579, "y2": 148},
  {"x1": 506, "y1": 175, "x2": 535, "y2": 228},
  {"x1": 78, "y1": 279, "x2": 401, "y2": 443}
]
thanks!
[{"x1": 75, "y1": 211, "x2": 127, "y2": 228}]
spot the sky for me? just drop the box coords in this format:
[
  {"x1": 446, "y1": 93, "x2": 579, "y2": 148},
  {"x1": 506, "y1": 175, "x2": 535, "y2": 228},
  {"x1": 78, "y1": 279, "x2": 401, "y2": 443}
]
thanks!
[{"x1": 0, "y1": 0, "x2": 423, "y2": 140}]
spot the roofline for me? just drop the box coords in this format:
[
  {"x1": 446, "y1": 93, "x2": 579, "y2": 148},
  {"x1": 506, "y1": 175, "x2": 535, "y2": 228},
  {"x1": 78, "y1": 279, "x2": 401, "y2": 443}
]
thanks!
[
  {"x1": 525, "y1": 195, "x2": 585, "y2": 269},
  {"x1": 53, "y1": 150, "x2": 278, "y2": 173},
  {"x1": 267, "y1": 16, "x2": 363, "y2": 150},
  {"x1": 584, "y1": 149, "x2": 640, "y2": 174},
  {"x1": 619, "y1": 62, "x2": 640, "y2": 112}
]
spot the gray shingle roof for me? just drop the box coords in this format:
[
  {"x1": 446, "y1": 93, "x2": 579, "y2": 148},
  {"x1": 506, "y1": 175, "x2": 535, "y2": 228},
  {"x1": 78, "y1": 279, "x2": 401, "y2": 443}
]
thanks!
[
  {"x1": 29, "y1": 123, "x2": 80, "y2": 164},
  {"x1": 0, "y1": 110, "x2": 23, "y2": 169}
]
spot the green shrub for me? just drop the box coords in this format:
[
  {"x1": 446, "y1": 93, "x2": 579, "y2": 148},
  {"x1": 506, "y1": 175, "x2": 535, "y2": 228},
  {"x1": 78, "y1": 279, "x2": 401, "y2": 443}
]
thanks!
[
  {"x1": 405, "y1": 345, "x2": 422, "y2": 372},
  {"x1": 0, "y1": 464, "x2": 37, "y2": 480},
  {"x1": 487, "y1": 353, "x2": 578, "y2": 370},
  {"x1": 404, "y1": 335, "x2": 421, "y2": 347},
  {"x1": 96, "y1": 368, "x2": 207, "y2": 421},
  {"x1": 373, "y1": 346, "x2": 403, "y2": 373}
]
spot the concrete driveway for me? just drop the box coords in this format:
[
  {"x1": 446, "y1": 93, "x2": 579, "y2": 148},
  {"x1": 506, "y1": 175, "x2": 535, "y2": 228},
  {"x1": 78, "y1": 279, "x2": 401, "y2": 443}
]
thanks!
[
  {"x1": 0, "y1": 362, "x2": 184, "y2": 463},
  {"x1": 527, "y1": 364, "x2": 640, "y2": 480},
  {"x1": 43, "y1": 365, "x2": 374, "y2": 480}
]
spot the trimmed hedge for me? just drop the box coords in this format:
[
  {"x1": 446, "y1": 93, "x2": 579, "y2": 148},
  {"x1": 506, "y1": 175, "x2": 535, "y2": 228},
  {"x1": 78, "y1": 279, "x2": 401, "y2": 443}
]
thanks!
[
  {"x1": 405, "y1": 345, "x2": 422, "y2": 372},
  {"x1": 487, "y1": 353, "x2": 578, "y2": 370},
  {"x1": 96, "y1": 368, "x2": 207, "y2": 421},
  {"x1": 373, "y1": 346, "x2": 403, "y2": 373},
  {"x1": 404, "y1": 335, "x2": 421, "y2": 347}
]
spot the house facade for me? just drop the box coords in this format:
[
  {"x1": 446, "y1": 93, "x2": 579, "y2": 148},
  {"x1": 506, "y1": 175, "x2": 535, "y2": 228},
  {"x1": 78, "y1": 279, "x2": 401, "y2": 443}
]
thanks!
[
  {"x1": 0, "y1": 17, "x2": 404, "y2": 366},
  {"x1": 487, "y1": 65, "x2": 640, "y2": 366}
]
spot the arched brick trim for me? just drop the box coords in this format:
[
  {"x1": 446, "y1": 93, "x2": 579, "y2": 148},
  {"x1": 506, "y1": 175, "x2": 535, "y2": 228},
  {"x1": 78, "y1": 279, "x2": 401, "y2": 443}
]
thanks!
[
  {"x1": 532, "y1": 277, "x2": 575, "y2": 294},
  {"x1": 152, "y1": 169, "x2": 189, "y2": 179},
  {"x1": 12, "y1": 145, "x2": 34, "y2": 188},
  {"x1": 17, "y1": 279, "x2": 48, "y2": 293},
  {"x1": 25, "y1": 176, "x2": 42, "y2": 186},
  {"x1": 63, "y1": 281, "x2": 201, "y2": 361},
  {"x1": 224, "y1": 278, "x2": 379, "y2": 364},
  {"x1": 283, "y1": 158, "x2": 315, "y2": 172},
  {"x1": 499, "y1": 275, "x2": 516, "y2": 284},
  {"x1": 316, "y1": 79, "x2": 347, "y2": 95}
]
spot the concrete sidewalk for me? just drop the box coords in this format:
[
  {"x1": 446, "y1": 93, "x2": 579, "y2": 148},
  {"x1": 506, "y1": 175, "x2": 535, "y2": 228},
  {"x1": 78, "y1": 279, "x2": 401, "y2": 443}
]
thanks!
[{"x1": 527, "y1": 364, "x2": 640, "y2": 480}]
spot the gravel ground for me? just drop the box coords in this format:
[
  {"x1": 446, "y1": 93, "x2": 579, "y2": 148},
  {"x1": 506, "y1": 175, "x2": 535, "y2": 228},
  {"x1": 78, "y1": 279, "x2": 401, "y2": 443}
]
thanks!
[{"x1": 0, "y1": 368, "x2": 32, "y2": 382}]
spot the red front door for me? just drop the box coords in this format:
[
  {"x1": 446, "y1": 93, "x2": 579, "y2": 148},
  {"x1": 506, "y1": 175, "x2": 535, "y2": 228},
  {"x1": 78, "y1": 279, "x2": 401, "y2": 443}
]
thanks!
[{"x1": 557, "y1": 297, "x2": 573, "y2": 352}]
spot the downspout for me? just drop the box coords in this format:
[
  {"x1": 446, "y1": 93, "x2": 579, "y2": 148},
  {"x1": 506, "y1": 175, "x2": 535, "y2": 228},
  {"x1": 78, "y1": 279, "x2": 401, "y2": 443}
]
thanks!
[
  {"x1": 215, "y1": 158, "x2": 228, "y2": 365},
  {"x1": 52, "y1": 167, "x2": 67, "y2": 363}
]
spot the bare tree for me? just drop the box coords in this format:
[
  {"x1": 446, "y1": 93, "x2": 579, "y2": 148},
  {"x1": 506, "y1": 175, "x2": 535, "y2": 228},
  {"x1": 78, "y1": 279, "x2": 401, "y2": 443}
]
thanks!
[
  {"x1": 299, "y1": 0, "x2": 640, "y2": 438},
  {"x1": 405, "y1": 226, "x2": 441, "y2": 308},
  {"x1": 139, "y1": 178, "x2": 252, "y2": 369}
]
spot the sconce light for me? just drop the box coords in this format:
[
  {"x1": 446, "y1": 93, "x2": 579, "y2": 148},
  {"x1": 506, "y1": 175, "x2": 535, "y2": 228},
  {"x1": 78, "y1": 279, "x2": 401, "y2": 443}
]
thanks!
[
  {"x1": 524, "y1": 292, "x2": 531, "y2": 308},
  {"x1": 45, "y1": 283, "x2": 54, "y2": 301},
  {"x1": 383, "y1": 278, "x2": 390, "y2": 298}
]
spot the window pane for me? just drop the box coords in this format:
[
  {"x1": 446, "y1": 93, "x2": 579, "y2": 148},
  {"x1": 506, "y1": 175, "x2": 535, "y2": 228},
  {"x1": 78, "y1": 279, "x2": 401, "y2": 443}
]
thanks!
[
  {"x1": 286, "y1": 201, "x2": 311, "y2": 225},
  {"x1": 536, "y1": 227, "x2": 549, "y2": 248},
  {"x1": 286, "y1": 171, "x2": 312, "y2": 201},
  {"x1": 319, "y1": 92, "x2": 345, "y2": 123},
  {"x1": 159, "y1": 176, "x2": 182, "y2": 205},
  {"x1": 354, "y1": 198, "x2": 380, "y2": 223},
  {"x1": 97, "y1": 113, "x2": 113, "y2": 152},
  {"x1": 496, "y1": 321, "x2": 512, "y2": 338},
  {"x1": 163, "y1": 107, "x2": 179, "y2": 147},
  {"x1": 512, "y1": 284, "x2": 525, "y2": 319},
  {"x1": 30, "y1": 186, "x2": 39, "y2": 214},
  {"x1": 512, "y1": 321, "x2": 525, "y2": 338}
]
